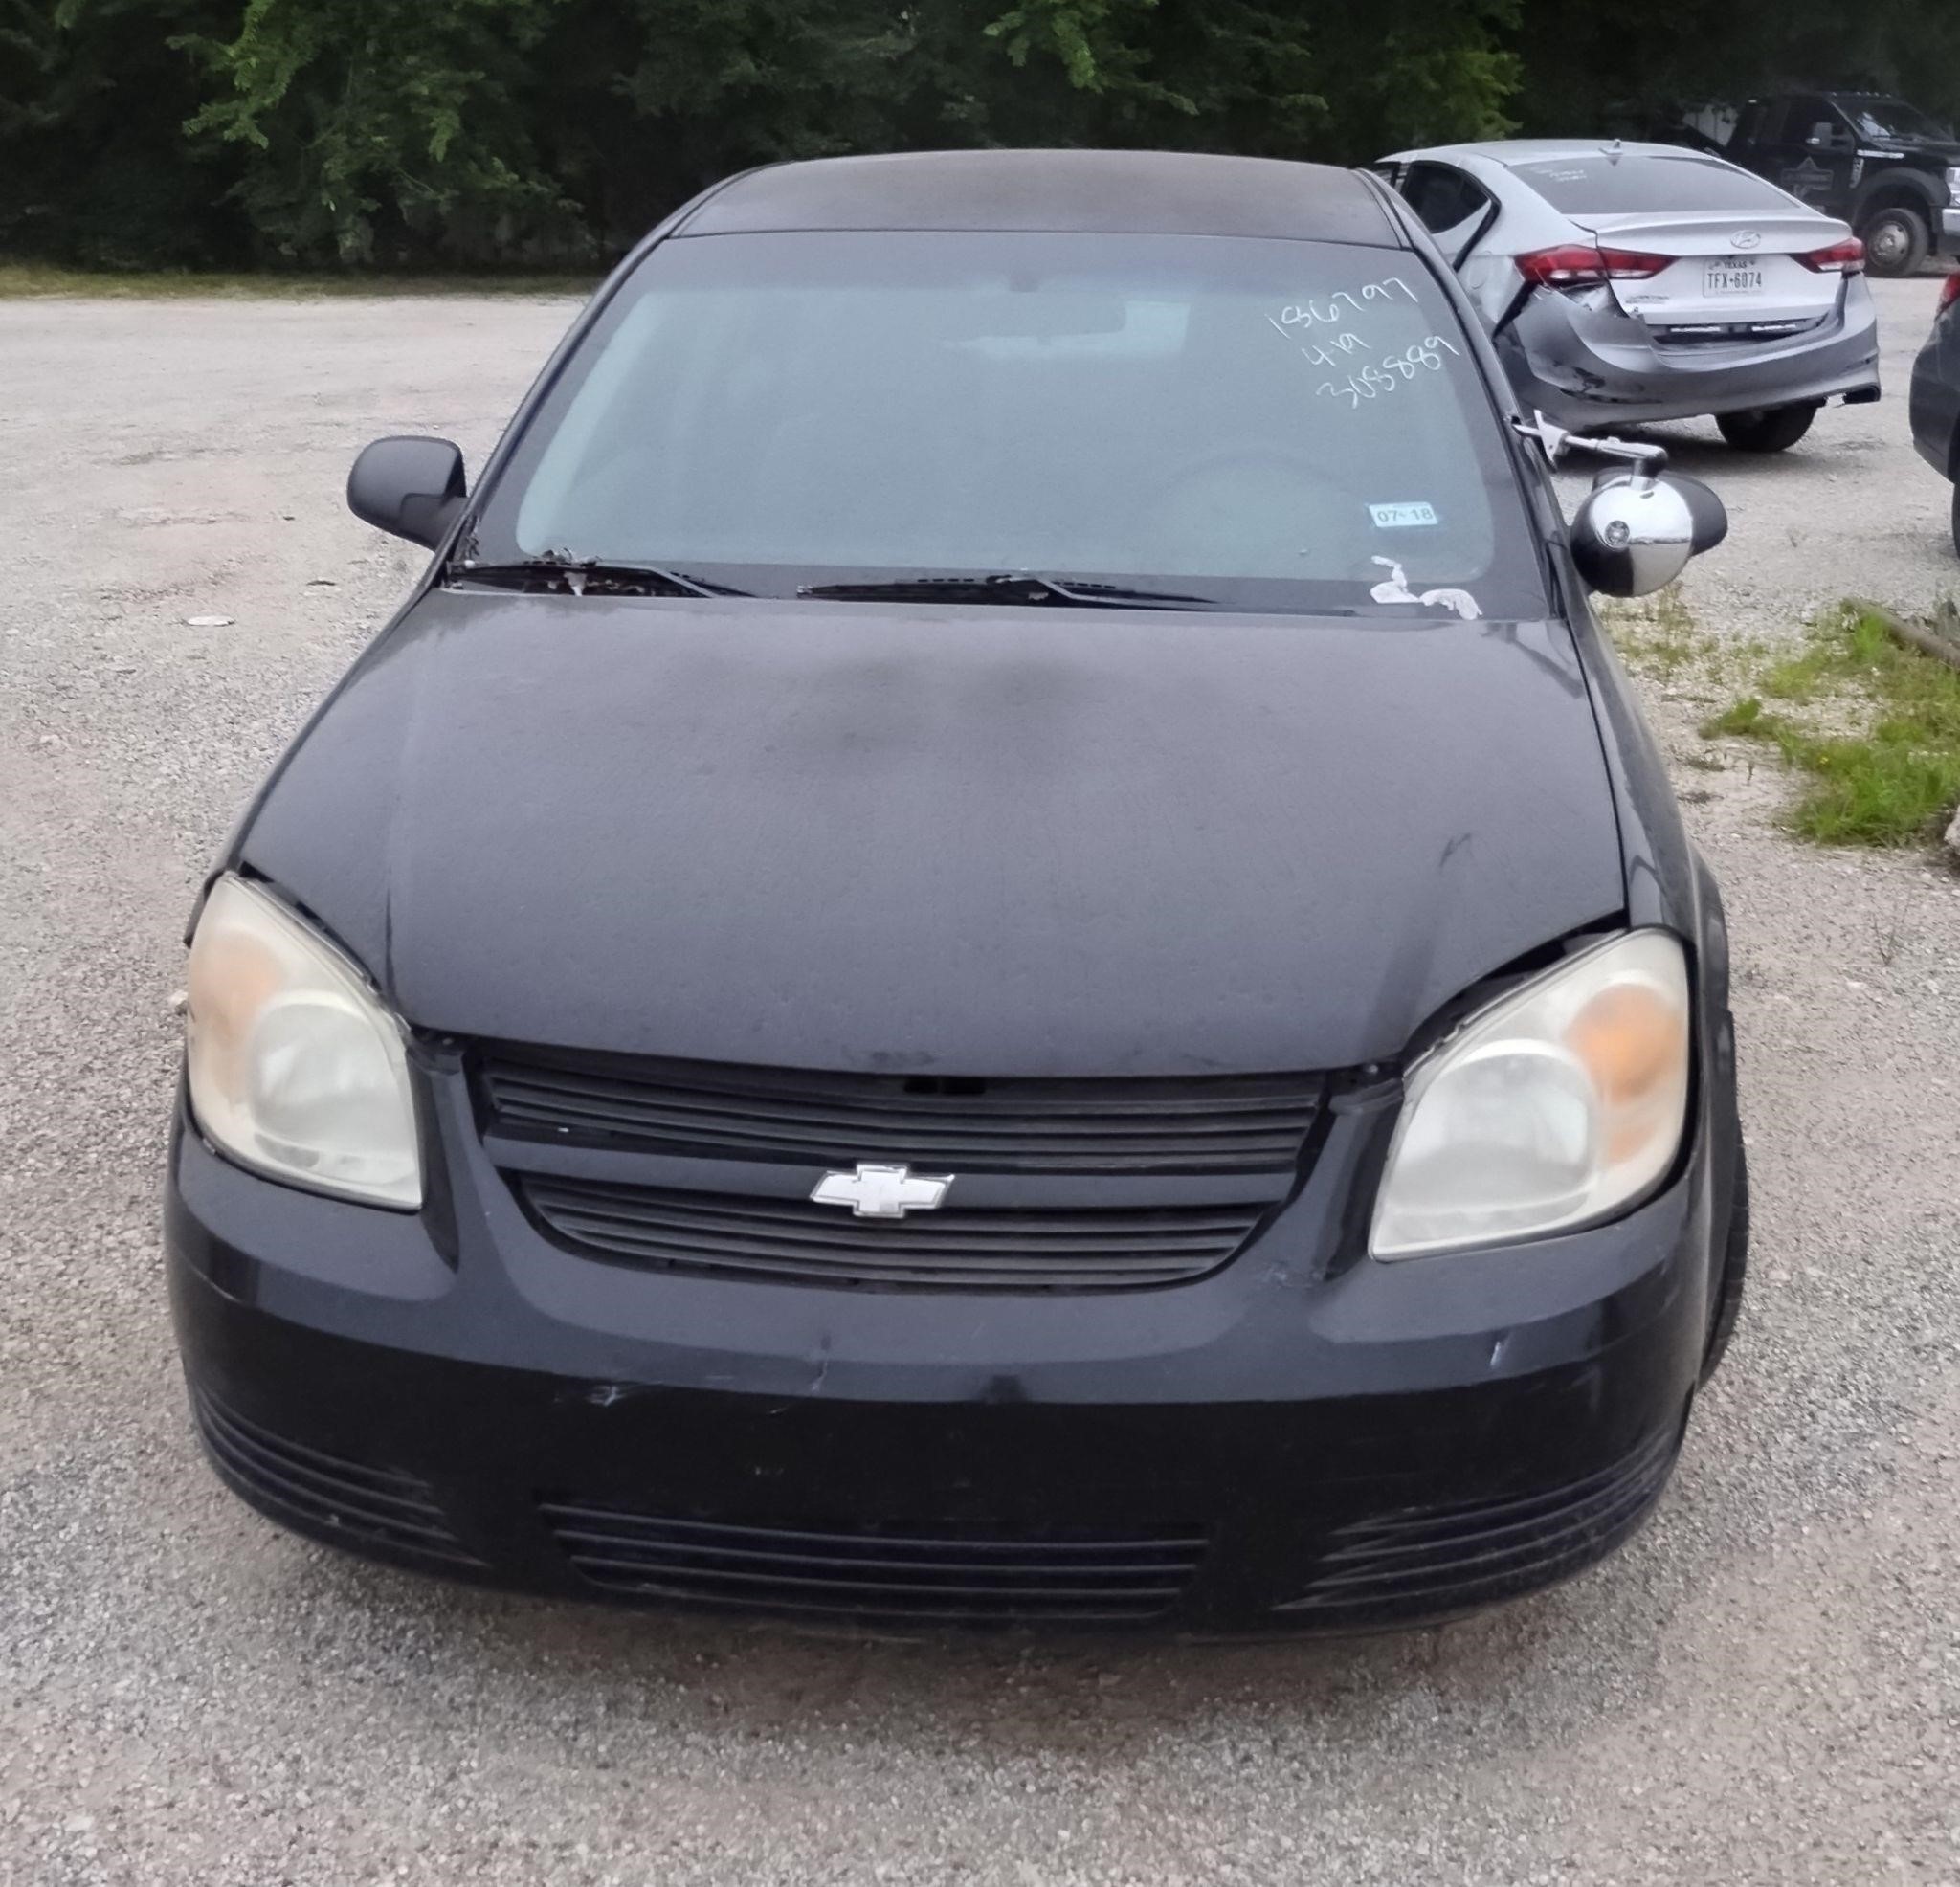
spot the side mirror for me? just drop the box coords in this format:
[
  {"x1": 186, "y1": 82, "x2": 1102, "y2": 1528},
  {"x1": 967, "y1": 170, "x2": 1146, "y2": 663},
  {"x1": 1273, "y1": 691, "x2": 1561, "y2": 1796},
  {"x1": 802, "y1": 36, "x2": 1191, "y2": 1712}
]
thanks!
[
  {"x1": 1662, "y1": 470, "x2": 1728, "y2": 554},
  {"x1": 347, "y1": 436, "x2": 466, "y2": 548},
  {"x1": 1570, "y1": 469, "x2": 1727, "y2": 597}
]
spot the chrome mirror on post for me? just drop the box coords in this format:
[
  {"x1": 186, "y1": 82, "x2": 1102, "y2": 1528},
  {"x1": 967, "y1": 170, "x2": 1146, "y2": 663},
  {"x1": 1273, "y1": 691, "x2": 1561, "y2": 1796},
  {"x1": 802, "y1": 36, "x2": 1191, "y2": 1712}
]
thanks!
[
  {"x1": 1570, "y1": 472, "x2": 1696, "y2": 597},
  {"x1": 1514, "y1": 411, "x2": 1728, "y2": 598}
]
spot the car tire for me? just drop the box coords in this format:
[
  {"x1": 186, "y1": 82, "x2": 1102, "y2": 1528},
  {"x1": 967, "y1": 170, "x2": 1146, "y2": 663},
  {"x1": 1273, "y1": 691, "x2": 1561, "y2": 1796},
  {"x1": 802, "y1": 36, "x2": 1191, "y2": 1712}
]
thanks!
[
  {"x1": 1715, "y1": 404, "x2": 1817, "y2": 453},
  {"x1": 1860, "y1": 204, "x2": 1929, "y2": 278},
  {"x1": 1701, "y1": 1136, "x2": 1749, "y2": 1384}
]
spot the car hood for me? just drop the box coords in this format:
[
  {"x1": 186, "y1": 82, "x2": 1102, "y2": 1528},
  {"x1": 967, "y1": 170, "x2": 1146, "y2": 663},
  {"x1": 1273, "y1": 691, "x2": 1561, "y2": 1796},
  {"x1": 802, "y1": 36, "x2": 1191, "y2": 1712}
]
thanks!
[{"x1": 238, "y1": 591, "x2": 1625, "y2": 1076}]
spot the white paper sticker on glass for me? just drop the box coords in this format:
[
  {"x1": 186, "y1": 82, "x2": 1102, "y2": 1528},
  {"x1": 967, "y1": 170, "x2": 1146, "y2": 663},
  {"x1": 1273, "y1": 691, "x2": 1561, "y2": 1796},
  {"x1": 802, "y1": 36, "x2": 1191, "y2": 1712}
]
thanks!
[{"x1": 1370, "y1": 502, "x2": 1439, "y2": 529}]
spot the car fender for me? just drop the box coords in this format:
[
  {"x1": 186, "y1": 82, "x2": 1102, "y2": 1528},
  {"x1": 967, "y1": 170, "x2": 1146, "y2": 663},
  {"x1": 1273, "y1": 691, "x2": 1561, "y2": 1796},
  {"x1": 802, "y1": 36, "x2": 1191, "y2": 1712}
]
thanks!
[
  {"x1": 1847, "y1": 163, "x2": 1944, "y2": 224},
  {"x1": 1566, "y1": 587, "x2": 1741, "y2": 1279}
]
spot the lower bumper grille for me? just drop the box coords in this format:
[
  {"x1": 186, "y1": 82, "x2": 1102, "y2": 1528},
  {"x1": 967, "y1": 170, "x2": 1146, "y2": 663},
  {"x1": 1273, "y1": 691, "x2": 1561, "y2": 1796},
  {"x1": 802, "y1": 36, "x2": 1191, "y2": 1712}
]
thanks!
[
  {"x1": 540, "y1": 1500, "x2": 1210, "y2": 1623},
  {"x1": 1275, "y1": 1422, "x2": 1681, "y2": 1625},
  {"x1": 1653, "y1": 317, "x2": 1828, "y2": 347},
  {"x1": 521, "y1": 1174, "x2": 1266, "y2": 1291},
  {"x1": 191, "y1": 1387, "x2": 481, "y2": 1568}
]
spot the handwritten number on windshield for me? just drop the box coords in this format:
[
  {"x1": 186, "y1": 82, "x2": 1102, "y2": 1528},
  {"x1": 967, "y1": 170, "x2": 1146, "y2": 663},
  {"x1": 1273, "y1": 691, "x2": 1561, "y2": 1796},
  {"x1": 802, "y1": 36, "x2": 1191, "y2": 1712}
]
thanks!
[
  {"x1": 1316, "y1": 338, "x2": 1461, "y2": 408},
  {"x1": 1271, "y1": 278, "x2": 1420, "y2": 328}
]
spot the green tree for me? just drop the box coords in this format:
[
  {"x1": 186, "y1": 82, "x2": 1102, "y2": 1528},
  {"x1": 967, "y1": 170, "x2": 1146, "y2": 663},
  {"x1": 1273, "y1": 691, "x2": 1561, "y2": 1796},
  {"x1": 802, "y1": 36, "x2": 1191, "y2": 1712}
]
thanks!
[
  {"x1": 11, "y1": 0, "x2": 1960, "y2": 273},
  {"x1": 981, "y1": 0, "x2": 1180, "y2": 112},
  {"x1": 1512, "y1": 0, "x2": 1960, "y2": 133},
  {"x1": 533, "y1": 0, "x2": 913, "y2": 249},
  {"x1": 1303, "y1": 0, "x2": 1522, "y2": 155},
  {"x1": 1125, "y1": 0, "x2": 1329, "y2": 155},
  {"x1": 179, "y1": 0, "x2": 578, "y2": 264},
  {"x1": 972, "y1": 0, "x2": 1327, "y2": 152},
  {"x1": 1, "y1": 0, "x2": 242, "y2": 264}
]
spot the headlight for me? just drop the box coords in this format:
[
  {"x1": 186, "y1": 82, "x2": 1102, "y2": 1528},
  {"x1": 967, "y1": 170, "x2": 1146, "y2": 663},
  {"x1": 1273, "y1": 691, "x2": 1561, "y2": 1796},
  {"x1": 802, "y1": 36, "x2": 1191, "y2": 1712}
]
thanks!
[
  {"x1": 184, "y1": 875, "x2": 422, "y2": 1209},
  {"x1": 1370, "y1": 930, "x2": 1689, "y2": 1260}
]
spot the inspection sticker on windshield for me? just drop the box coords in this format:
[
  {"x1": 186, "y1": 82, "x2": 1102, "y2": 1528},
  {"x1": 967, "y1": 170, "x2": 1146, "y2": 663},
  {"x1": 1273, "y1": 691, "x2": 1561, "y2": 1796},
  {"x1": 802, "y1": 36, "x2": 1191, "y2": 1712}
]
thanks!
[{"x1": 1370, "y1": 502, "x2": 1438, "y2": 529}]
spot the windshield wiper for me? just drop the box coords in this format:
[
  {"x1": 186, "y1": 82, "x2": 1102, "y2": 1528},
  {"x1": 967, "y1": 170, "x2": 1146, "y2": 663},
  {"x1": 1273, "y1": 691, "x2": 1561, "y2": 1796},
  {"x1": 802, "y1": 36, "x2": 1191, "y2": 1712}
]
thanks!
[
  {"x1": 448, "y1": 556, "x2": 746, "y2": 600},
  {"x1": 798, "y1": 573, "x2": 1219, "y2": 610}
]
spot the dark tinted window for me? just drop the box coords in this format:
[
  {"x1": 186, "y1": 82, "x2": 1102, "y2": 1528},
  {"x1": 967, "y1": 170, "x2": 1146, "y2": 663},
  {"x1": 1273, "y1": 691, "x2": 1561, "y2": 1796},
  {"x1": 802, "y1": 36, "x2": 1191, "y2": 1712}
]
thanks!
[
  {"x1": 1400, "y1": 163, "x2": 1492, "y2": 238},
  {"x1": 1780, "y1": 97, "x2": 1833, "y2": 144},
  {"x1": 1511, "y1": 153, "x2": 1797, "y2": 214},
  {"x1": 1840, "y1": 96, "x2": 1953, "y2": 143},
  {"x1": 1739, "y1": 101, "x2": 1783, "y2": 143},
  {"x1": 473, "y1": 230, "x2": 1548, "y2": 621}
]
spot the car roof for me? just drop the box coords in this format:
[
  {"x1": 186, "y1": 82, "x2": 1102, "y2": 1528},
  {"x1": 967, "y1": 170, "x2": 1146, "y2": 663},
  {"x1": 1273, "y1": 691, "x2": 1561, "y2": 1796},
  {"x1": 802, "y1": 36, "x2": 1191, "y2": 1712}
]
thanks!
[
  {"x1": 1383, "y1": 138, "x2": 1731, "y2": 168},
  {"x1": 679, "y1": 149, "x2": 1403, "y2": 246}
]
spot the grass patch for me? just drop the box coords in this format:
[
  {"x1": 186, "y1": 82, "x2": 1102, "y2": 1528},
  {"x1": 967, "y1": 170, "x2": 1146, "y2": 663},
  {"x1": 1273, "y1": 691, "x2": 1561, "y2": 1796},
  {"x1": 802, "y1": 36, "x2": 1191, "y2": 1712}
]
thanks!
[
  {"x1": 1601, "y1": 584, "x2": 1714, "y2": 678},
  {"x1": 1700, "y1": 605, "x2": 1960, "y2": 847},
  {"x1": 0, "y1": 259, "x2": 599, "y2": 300},
  {"x1": 1602, "y1": 586, "x2": 1767, "y2": 692}
]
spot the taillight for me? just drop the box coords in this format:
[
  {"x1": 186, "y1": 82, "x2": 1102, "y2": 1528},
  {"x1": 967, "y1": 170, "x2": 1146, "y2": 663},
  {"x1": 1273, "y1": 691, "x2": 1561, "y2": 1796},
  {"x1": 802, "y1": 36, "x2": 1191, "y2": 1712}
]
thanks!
[
  {"x1": 1517, "y1": 245, "x2": 1672, "y2": 288},
  {"x1": 1797, "y1": 236, "x2": 1865, "y2": 275},
  {"x1": 1939, "y1": 270, "x2": 1960, "y2": 312}
]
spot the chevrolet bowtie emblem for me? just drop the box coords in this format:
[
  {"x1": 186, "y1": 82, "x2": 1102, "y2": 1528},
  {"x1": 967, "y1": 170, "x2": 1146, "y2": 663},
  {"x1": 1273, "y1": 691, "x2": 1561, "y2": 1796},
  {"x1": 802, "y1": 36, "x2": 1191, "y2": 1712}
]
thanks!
[{"x1": 810, "y1": 1162, "x2": 954, "y2": 1218}]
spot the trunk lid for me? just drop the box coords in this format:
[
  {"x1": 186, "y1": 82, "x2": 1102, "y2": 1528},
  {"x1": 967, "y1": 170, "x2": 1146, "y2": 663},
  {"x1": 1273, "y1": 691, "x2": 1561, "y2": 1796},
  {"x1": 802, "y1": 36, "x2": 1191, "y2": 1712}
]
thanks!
[{"x1": 1571, "y1": 210, "x2": 1853, "y2": 328}]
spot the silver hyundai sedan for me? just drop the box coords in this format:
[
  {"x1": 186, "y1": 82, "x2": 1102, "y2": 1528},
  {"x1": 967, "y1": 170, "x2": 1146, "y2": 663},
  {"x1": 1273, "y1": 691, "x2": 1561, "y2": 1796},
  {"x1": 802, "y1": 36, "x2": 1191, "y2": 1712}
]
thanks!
[{"x1": 1377, "y1": 139, "x2": 1881, "y2": 451}]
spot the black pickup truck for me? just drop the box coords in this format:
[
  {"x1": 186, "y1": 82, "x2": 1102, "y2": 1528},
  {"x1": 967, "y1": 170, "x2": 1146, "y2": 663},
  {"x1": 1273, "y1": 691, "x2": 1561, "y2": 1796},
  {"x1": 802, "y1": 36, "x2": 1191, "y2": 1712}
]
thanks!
[{"x1": 1711, "y1": 92, "x2": 1960, "y2": 277}]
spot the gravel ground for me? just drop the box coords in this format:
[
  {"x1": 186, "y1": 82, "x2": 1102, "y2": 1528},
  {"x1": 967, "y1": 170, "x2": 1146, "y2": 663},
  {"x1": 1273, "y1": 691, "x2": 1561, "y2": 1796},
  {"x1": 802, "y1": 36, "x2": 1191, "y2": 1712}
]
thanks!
[{"x1": 3, "y1": 280, "x2": 1958, "y2": 1887}]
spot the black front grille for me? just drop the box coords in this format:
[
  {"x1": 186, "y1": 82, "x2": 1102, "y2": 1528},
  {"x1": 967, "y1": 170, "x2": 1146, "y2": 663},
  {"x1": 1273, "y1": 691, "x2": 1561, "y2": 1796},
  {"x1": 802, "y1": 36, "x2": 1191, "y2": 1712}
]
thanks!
[
  {"x1": 540, "y1": 1499, "x2": 1209, "y2": 1623},
  {"x1": 481, "y1": 1050, "x2": 1323, "y2": 1175},
  {"x1": 191, "y1": 1388, "x2": 481, "y2": 1568},
  {"x1": 1274, "y1": 1423, "x2": 1682, "y2": 1626},
  {"x1": 522, "y1": 1175, "x2": 1265, "y2": 1290}
]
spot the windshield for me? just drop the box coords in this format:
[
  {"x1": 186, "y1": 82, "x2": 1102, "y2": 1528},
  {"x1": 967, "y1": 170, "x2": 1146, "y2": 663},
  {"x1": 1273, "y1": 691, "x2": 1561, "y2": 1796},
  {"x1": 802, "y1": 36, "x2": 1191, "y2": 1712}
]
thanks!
[
  {"x1": 1841, "y1": 97, "x2": 1953, "y2": 144},
  {"x1": 1512, "y1": 153, "x2": 1796, "y2": 214},
  {"x1": 472, "y1": 231, "x2": 1547, "y2": 620}
]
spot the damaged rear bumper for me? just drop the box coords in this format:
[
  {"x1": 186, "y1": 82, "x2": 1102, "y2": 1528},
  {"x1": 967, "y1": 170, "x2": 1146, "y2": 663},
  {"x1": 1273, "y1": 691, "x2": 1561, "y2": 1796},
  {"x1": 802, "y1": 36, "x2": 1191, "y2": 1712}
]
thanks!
[{"x1": 1500, "y1": 278, "x2": 1882, "y2": 432}]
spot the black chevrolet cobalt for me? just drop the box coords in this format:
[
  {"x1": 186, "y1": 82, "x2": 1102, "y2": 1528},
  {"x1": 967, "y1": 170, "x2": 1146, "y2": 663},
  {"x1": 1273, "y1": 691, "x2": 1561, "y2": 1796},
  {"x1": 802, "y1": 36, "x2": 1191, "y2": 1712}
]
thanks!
[{"x1": 167, "y1": 150, "x2": 1748, "y2": 1633}]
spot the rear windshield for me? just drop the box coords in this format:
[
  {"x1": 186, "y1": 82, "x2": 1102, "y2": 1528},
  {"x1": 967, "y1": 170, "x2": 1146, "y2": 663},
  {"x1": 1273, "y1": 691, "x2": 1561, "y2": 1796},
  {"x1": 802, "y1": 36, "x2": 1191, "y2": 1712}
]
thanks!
[
  {"x1": 471, "y1": 230, "x2": 1548, "y2": 620},
  {"x1": 1513, "y1": 153, "x2": 1797, "y2": 215}
]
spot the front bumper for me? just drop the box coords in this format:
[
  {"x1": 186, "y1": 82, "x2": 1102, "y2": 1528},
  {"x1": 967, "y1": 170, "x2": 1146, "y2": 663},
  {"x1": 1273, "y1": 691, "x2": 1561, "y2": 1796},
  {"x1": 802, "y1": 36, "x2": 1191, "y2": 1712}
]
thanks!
[
  {"x1": 166, "y1": 1060, "x2": 1722, "y2": 1635},
  {"x1": 1500, "y1": 277, "x2": 1882, "y2": 432},
  {"x1": 1941, "y1": 209, "x2": 1960, "y2": 256}
]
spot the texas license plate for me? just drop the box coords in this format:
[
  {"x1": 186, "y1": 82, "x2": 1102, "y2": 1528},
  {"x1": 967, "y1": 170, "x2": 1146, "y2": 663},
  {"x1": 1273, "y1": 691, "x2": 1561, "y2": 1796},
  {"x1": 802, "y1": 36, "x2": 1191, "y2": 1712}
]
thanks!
[{"x1": 1704, "y1": 257, "x2": 1765, "y2": 294}]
